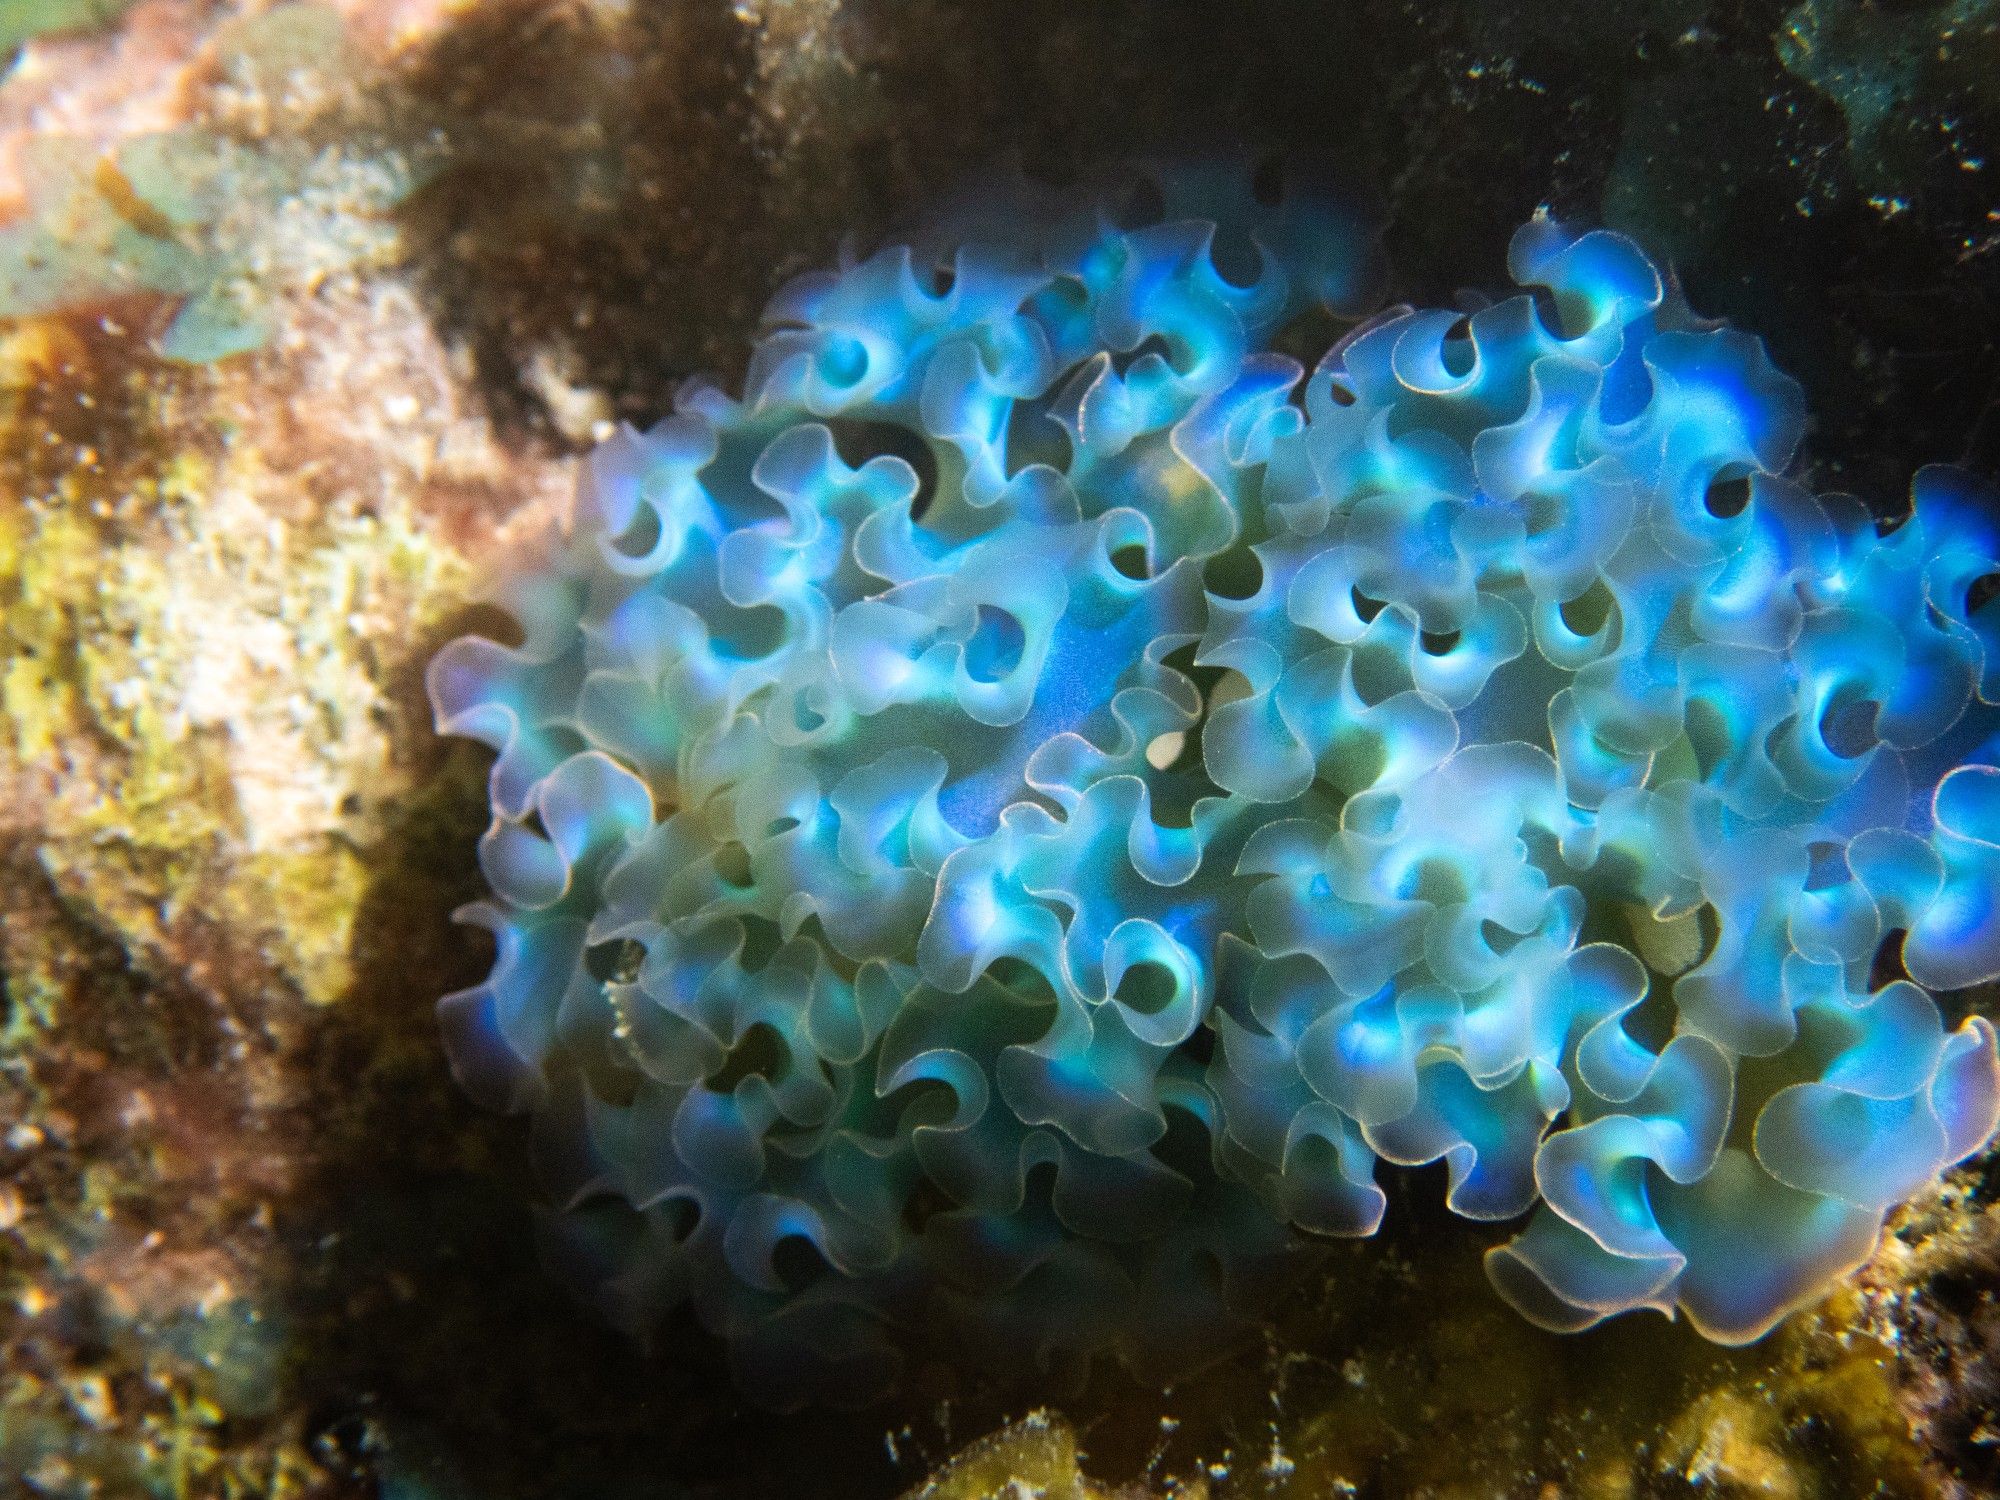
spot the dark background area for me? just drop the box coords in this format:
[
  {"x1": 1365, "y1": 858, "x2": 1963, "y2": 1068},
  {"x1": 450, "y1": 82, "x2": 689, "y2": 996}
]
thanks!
[{"x1": 394, "y1": 0, "x2": 1998, "y2": 504}]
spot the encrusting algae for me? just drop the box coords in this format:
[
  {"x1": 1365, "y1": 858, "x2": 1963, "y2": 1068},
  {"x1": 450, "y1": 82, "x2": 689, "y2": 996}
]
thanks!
[
  {"x1": 883, "y1": 1161, "x2": 1993, "y2": 1499},
  {"x1": 0, "y1": 312, "x2": 466, "y2": 1011},
  {"x1": 0, "y1": 302, "x2": 480, "y2": 1497}
]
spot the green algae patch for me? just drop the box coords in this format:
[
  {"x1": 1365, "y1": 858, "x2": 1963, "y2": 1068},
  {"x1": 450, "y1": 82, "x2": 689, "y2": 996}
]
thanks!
[
  {"x1": 0, "y1": 5, "x2": 427, "y2": 364},
  {"x1": 0, "y1": 855, "x2": 335, "y2": 1500},
  {"x1": 0, "y1": 0, "x2": 136, "y2": 51},
  {"x1": 0, "y1": 305, "x2": 478, "y2": 1493},
  {"x1": 0, "y1": 480, "x2": 465, "y2": 1004},
  {"x1": 893, "y1": 1165, "x2": 1978, "y2": 1500},
  {"x1": 1777, "y1": 0, "x2": 1999, "y2": 205},
  {"x1": 0, "y1": 131, "x2": 412, "y2": 364},
  {"x1": 0, "y1": 314, "x2": 470, "y2": 1009},
  {"x1": 0, "y1": 1345, "x2": 325, "y2": 1500},
  {"x1": 902, "y1": 1413, "x2": 1126, "y2": 1500},
  {"x1": 1252, "y1": 1254, "x2": 1938, "y2": 1499}
]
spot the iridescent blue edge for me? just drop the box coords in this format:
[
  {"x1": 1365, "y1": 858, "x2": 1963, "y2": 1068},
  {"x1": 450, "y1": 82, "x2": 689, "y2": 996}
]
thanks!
[{"x1": 428, "y1": 164, "x2": 2000, "y2": 1408}]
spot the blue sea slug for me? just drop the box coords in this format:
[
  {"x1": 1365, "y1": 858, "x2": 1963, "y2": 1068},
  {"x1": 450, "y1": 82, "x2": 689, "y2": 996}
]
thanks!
[{"x1": 429, "y1": 167, "x2": 2000, "y2": 1405}]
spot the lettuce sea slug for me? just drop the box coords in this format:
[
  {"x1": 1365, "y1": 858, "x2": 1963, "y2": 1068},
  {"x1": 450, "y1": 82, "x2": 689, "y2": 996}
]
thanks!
[{"x1": 428, "y1": 166, "x2": 2000, "y2": 1406}]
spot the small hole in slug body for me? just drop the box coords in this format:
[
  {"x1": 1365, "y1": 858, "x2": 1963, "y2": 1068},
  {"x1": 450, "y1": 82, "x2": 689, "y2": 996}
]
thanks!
[
  {"x1": 1804, "y1": 840, "x2": 1850, "y2": 892},
  {"x1": 1204, "y1": 547, "x2": 1263, "y2": 601},
  {"x1": 585, "y1": 938, "x2": 646, "y2": 984},
  {"x1": 709, "y1": 1022, "x2": 787, "y2": 1092},
  {"x1": 825, "y1": 417, "x2": 938, "y2": 523},
  {"x1": 1110, "y1": 543, "x2": 1151, "y2": 581},
  {"x1": 1704, "y1": 470, "x2": 1753, "y2": 519},
  {"x1": 1559, "y1": 580, "x2": 1615, "y2": 638},
  {"x1": 609, "y1": 501, "x2": 662, "y2": 559},
  {"x1": 964, "y1": 605, "x2": 1026, "y2": 683},
  {"x1": 1114, "y1": 961, "x2": 1179, "y2": 1016},
  {"x1": 1111, "y1": 332, "x2": 1180, "y2": 378},
  {"x1": 1439, "y1": 317, "x2": 1474, "y2": 378},
  {"x1": 1820, "y1": 691, "x2": 1879, "y2": 760}
]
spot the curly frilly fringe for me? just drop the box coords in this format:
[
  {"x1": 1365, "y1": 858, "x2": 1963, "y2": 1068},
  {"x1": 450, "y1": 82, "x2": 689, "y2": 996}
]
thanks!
[{"x1": 429, "y1": 163, "x2": 2000, "y2": 1408}]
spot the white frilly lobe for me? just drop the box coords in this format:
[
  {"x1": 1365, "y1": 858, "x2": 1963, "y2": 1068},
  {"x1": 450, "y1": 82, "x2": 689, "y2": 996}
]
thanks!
[{"x1": 428, "y1": 167, "x2": 2000, "y2": 1404}]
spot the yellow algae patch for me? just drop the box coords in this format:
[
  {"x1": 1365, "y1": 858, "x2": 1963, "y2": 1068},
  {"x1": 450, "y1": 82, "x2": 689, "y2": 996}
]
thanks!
[
  {"x1": 0, "y1": 313, "x2": 470, "y2": 1006},
  {"x1": 903, "y1": 1411, "x2": 1188, "y2": 1500}
]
